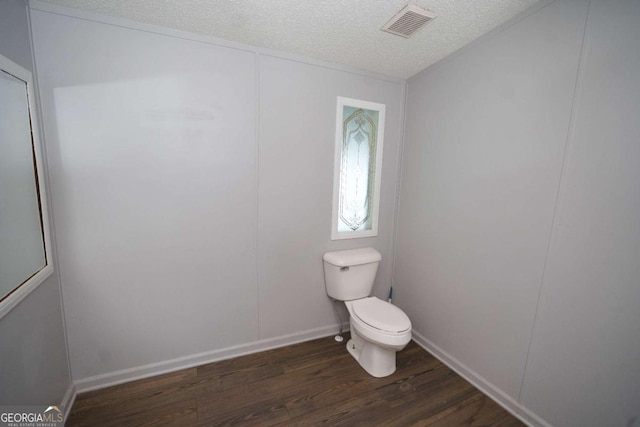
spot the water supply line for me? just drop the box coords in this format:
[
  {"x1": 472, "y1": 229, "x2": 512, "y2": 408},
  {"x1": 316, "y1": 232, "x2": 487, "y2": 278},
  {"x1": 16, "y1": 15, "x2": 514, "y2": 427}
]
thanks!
[{"x1": 332, "y1": 298, "x2": 344, "y2": 342}]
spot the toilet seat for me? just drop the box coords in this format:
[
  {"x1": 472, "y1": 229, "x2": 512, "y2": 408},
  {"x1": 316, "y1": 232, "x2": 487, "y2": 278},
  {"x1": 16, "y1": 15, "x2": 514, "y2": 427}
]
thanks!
[
  {"x1": 350, "y1": 297, "x2": 411, "y2": 334},
  {"x1": 343, "y1": 297, "x2": 412, "y2": 377}
]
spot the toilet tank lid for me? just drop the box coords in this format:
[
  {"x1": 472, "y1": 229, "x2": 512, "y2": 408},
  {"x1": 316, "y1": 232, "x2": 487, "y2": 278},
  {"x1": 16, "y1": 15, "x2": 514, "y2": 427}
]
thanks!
[{"x1": 323, "y1": 247, "x2": 381, "y2": 267}]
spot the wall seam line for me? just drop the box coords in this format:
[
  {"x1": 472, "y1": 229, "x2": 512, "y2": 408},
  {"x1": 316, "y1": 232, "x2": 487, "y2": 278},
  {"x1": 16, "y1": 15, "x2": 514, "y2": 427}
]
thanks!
[
  {"x1": 516, "y1": 0, "x2": 593, "y2": 404},
  {"x1": 255, "y1": 52, "x2": 262, "y2": 340},
  {"x1": 389, "y1": 81, "x2": 409, "y2": 297}
]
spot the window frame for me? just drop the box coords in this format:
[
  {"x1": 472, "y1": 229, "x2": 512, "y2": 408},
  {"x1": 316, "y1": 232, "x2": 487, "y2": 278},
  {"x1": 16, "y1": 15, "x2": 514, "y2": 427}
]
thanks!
[{"x1": 331, "y1": 96, "x2": 386, "y2": 240}]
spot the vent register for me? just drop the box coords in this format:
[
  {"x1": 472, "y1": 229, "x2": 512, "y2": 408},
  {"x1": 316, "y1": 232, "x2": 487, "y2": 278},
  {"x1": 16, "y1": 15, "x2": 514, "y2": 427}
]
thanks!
[{"x1": 381, "y1": 4, "x2": 437, "y2": 38}]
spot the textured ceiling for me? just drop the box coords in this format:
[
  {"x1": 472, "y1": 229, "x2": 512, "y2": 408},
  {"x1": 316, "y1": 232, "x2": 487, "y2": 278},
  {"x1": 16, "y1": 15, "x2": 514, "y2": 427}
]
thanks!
[{"x1": 39, "y1": 0, "x2": 539, "y2": 79}]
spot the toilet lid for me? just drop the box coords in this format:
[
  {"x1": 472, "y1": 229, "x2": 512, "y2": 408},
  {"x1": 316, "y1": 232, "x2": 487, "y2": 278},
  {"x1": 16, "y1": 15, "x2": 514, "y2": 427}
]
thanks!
[{"x1": 352, "y1": 297, "x2": 411, "y2": 333}]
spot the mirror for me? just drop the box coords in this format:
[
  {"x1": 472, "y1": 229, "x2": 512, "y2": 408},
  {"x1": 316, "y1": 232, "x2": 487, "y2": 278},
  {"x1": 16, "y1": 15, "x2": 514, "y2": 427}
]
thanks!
[{"x1": 0, "y1": 54, "x2": 53, "y2": 318}]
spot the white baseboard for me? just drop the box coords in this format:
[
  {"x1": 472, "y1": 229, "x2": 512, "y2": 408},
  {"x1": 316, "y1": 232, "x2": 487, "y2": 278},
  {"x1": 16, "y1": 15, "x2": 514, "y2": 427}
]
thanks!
[
  {"x1": 60, "y1": 381, "x2": 76, "y2": 424},
  {"x1": 74, "y1": 322, "x2": 349, "y2": 394},
  {"x1": 410, "y1": 330, "x2": 551, "y2": 427},
  {"x1": 69, "y1": 324, "x2": 550, "y2": 427}
]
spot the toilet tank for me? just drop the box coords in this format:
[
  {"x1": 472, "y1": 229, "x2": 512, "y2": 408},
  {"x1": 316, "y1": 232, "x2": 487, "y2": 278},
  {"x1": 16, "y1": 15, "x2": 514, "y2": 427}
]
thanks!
[{"x1": 323, "y1": 247, "x2": 381, "y2": 301}]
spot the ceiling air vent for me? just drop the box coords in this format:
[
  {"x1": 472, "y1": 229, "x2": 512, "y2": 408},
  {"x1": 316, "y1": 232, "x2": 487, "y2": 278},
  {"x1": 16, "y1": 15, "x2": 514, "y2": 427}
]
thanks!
[{"x1": 381, "y1": 4, "x2": 436, "y2": 38}]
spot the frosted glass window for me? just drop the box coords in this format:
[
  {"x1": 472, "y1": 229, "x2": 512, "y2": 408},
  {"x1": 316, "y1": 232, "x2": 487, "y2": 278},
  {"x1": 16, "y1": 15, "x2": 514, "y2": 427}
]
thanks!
[{"x1": 331, "y1": 97, "x2": 385, "y2": 240}]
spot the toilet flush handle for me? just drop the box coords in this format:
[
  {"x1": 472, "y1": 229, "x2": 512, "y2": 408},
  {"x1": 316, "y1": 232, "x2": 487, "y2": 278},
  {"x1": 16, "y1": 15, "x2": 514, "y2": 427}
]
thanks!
[{"x1": 340, "y1": 266, "x2": 350, "y2": 272}]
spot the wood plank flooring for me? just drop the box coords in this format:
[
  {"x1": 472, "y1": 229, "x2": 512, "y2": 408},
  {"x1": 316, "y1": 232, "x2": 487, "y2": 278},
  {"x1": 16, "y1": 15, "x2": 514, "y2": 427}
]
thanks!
[{"x1": 67, "y1": 336, "x2": 524, "y2": 426}]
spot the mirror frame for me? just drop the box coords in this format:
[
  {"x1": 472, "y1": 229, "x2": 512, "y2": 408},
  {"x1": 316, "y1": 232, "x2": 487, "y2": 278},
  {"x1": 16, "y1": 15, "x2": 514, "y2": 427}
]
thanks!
[{"x1": 0, "y1": 54, "x2": 54, "y2": 319}]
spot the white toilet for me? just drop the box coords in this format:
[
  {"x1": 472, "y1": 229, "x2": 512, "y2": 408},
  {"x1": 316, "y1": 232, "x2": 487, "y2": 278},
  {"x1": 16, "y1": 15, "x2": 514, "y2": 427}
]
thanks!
[{"x1": 323, "y1": 247, "x2": 412, "y2": 378}]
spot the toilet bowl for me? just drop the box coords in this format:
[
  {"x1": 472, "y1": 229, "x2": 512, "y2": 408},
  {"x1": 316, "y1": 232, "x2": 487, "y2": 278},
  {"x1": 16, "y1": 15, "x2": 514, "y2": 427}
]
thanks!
[
  {"x1": 345, "y1": 297, "x2": 412, "y2": 377},
  {"x1": 323, "y1": 247, "x2": 412, "y2": 378}
]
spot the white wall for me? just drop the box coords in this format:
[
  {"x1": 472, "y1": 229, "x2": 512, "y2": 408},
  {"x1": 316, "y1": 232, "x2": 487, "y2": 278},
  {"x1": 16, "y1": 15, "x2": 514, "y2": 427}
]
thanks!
[
  {"x1": 29, "y1": 3, "x2": 405, "y2": 385},
  {"x1": 519, "y1": 1, "x2": 640, "y2": 425},
  {"x1": 395, "y1": 0, "x2": 640, "y2": 425},
  {"x1": 31, "y1": 8, "x2": 260, "y2": 383},
  {"x1": 0, "y1": 0, "x2": 33, "y2": 71},
  {"x1": 258, "y1": 56, "x2": 404, "y2": 339},
  {"x1": 27, "y1": 1, "x2": 639, "y2": 423},
  {"x1": 0, "y1": 0, "x2": 71, "y2": 408}
]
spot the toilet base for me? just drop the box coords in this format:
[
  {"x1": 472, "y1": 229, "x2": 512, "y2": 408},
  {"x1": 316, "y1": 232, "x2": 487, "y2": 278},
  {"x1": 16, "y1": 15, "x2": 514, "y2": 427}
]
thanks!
[{"x1": 346, "y1": 329, "x2": 397, "y2": 378}]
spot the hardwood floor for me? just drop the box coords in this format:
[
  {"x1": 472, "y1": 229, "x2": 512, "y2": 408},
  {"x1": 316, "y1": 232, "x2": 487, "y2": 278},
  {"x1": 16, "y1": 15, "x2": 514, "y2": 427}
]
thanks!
[{"x1": 67, "y1": 336, "x2": 524, "y2": 426}]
